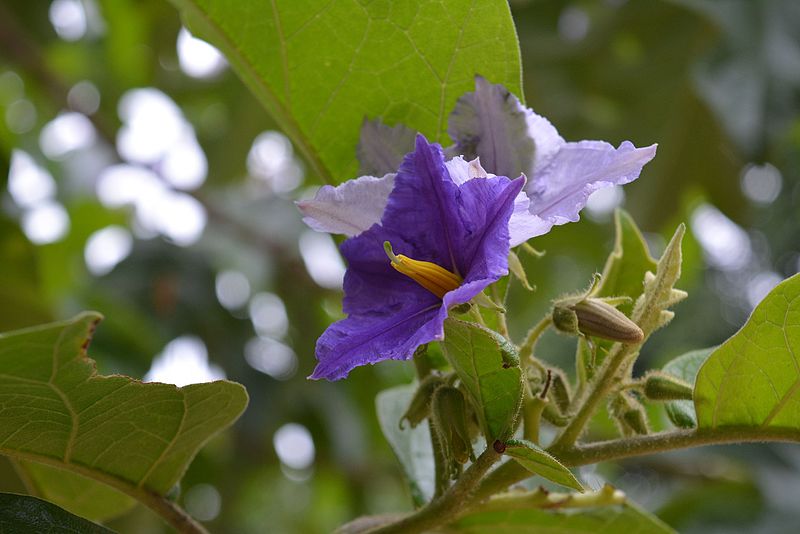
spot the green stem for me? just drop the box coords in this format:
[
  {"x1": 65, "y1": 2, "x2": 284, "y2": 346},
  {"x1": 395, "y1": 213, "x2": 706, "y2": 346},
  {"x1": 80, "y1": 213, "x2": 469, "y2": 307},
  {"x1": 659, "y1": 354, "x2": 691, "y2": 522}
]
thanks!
[
  {"x1": 490, "y1": 284, "x2": 509, "y2": 339},
  {"x1": 550, "y1": 342, "x2": 637, "y2": 450},
  {"x1": 368, "y1": 446, "x2": 501, "y2": 534},
  {"x1": 469, "y1": 306, "x2": 487, "y2": 327},
  {"x1": 523, "y1": 396, "x2": 547, "y2": 444},
  {"x1": 474, "y1": 426, "x2": 800, "y2": 501},
  {"x1": 474, "y1": 484, "x2": 624, "y2": 513},
  {"x1": 412, "y1": 350, "x2": 448, "y2": 499},
  {"x1": 551, "y1": 427, "x2": 800, "y2": 466},
  {"x1": 518, "y1": 316, "x2": 552, "y2": 361}
]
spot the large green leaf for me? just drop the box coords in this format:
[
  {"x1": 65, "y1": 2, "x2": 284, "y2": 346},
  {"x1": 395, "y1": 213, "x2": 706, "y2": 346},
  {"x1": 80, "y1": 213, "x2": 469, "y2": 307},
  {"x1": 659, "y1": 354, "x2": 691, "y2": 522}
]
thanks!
[
  {"x1": 504, "y1": 439, "x2": 583, "y2": 492},
  {"x1": 375, "y1": 384, "x2": 435, "y2": 505},
  {"x1": 660, "y1": 347, "x2": 714, "y2": 428},
  {"x1": 0, "y1": 313, "x2": 248, "y2": 501},
  {"x1": 0, "y1": 492, "x2": 113, "y2": 533},
  {"x1": 168, "y1": 0, "x2": 523, "y2": 183},
  {"x1": 695, "y1": 274, "x2": 800, "y2": 430},
  {"x1": 441, "y1": 319, "x2": 523, "y2": 441}
]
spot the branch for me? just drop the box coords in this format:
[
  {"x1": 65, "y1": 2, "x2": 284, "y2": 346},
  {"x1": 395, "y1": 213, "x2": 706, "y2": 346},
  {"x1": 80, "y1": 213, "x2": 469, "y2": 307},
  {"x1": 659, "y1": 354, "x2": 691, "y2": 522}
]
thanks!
[
  {"x1": 365, "y1": 446, "x2": 501, "y2": 534},
  {"x1": 475, "y1": 426, "x2": 800, "y2": 501},
  {"x1": 1, "y1": 448, "x2": 208, "y2": 534},
  {"x1": 549, "y1": 342, "x2": 636, "y2": 449}
]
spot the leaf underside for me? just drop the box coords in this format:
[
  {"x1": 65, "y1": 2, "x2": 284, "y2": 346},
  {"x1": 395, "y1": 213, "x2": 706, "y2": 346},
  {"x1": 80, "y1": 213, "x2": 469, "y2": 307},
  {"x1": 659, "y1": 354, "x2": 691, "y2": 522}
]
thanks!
[
  {"x1": 0, "y1": 312, "x2": 248, "y2": 499},
  {"x1": 375, "y1": 384, "x2": 435, "y2": 505}
]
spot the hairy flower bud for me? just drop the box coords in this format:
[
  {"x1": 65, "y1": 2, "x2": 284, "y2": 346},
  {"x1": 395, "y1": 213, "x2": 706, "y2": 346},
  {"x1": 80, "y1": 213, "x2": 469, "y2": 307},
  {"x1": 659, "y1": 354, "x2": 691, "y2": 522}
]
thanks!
[
  {"x1": 401, "y1": 374, "x2": 446, "y2": 428},
  {"x1": 431, "y1": 386, "x2": 473, "y2": 471},
  {"x1": 553, "y1": 297, "x2": 643, "y2": 344},
  {"x1": 610, "y1": 392, "x2": 649, "y2": 436},
  {"x1": 548, "y1": 369, "x2": 572, "y2": 414},
  {"x1": 643, "y1": 372, "x2": 693, "y2": 401}
]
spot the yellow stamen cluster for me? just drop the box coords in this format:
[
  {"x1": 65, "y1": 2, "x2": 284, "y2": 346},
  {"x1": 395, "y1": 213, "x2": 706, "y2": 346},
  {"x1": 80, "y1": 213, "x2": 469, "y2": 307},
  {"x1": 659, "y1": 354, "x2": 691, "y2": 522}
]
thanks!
[{"x1": 384, "y1": 242, "x2": 462, "y2": 299}]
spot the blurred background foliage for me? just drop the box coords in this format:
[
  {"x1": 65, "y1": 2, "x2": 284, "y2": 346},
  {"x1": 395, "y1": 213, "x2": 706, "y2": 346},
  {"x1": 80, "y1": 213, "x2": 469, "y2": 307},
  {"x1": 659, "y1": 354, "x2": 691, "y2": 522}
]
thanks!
[{"x1": 0, "y1": 0, "x2": 799, "y2": 532}]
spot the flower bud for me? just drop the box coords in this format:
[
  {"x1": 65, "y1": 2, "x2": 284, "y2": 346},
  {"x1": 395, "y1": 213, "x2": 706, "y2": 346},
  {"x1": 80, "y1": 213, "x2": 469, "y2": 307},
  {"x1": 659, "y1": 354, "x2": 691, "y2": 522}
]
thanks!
[
  {"x1": 431, "y1": 386, "x2": 473, "y2": 471},
  {"x1": 553, "y1": 298, "x2": 643, "y2": 344},
  {"x1": 548, "y1": 369, "x2": 572, "y2": 414},
  {"x1": 401, "y1": 374, "x2": 446, "y2": 428},
  {"x1": 643, "y1": 372, "x2": 693, "y2": 401},
  {"x1": 610, "y1": 392, "x2": 649, "y2": 436}
]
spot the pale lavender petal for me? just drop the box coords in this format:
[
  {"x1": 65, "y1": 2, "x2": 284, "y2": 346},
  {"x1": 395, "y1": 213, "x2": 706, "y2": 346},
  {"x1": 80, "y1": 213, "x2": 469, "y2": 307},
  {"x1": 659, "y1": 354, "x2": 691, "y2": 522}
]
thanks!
[
  {"x1": 357, "y1": 118, "x2": 416, "y2": 177},
  {"x1": 524, "y1": 140, "x2": 657, "y2": 232},
  {"x1": 508, "y1": 192, "x2": 550, "y2": 247},
  {"x1": 296, "y1": 173, "x2": 395, "y2": 236},
  {"x1": 444, "y1": 156, "x2": 489, "y2": 186},
  {"x1": 448, "y1": 76, "x2": 536, "y2": 179},
  {"x1": 526, "y1": 109, "x2": 565, "y2": 173}
]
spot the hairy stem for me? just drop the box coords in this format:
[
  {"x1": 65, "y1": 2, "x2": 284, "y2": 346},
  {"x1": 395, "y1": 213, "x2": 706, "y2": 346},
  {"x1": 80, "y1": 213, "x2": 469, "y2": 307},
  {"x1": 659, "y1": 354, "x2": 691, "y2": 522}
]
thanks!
[
  {"x1": 550, "y1": 342, "x2": 636, "y2": 449},
  {"x1": 368, "y1": 446, "x2": 501, "y2": 534},
  {"x1": 138, "y1": 491, "x2": 210, "y2": 534},
  {"x1": 518, "y1": 316, "x2": 552, "y2": 361},
  {"x1": 413, "y1": 352, "x2": 448, "y2": 499},
  {"x1": 474, "y1": 426, "x2": 800, "y2": 501},
  {"x1": 490, "y1": 284, "x2": 509, "y2": 339}
]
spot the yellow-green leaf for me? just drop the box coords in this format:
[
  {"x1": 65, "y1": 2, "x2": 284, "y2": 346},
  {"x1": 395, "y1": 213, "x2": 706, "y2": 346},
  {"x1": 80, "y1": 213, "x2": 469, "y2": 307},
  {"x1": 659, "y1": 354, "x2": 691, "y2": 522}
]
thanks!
[
  {"x1": 504, "y1": 439, "x2": 583, "y2": 492},
  {"x1": 695, "y1": 274, "x2": 800, "y2": 430},
  {"x1": 167, "y1": 0, "x2": 522, "y2": 183}
]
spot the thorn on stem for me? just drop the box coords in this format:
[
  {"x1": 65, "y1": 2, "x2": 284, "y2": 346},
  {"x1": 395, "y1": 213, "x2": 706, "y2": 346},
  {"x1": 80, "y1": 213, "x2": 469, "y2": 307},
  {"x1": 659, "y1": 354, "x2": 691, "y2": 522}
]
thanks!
[{"x1": 540, "y1": 369, "x2": 552, "y2": 400}]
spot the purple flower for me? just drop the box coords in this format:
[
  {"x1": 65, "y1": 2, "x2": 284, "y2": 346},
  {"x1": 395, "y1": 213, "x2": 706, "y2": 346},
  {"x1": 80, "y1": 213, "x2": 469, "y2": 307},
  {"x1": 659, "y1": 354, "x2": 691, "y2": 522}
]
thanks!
[
  {"x1": 299, "y1": 77, "x2": 657, "y2": 247},
  {"x1": 307, "y1": 135, "x2": 524, "y2": 380}
]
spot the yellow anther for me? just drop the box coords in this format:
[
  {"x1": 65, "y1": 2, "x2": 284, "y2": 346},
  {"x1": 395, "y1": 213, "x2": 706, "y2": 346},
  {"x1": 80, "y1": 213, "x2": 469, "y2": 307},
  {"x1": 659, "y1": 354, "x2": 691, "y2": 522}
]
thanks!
[{"x1": 384, "y1": 241, "x2": 462, "y2": 299}]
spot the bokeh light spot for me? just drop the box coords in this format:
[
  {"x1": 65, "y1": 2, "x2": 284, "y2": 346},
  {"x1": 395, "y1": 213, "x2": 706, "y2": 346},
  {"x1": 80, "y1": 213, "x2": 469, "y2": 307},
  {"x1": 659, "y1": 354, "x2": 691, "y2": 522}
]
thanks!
[{"x1": 84, "y1": 225, "x2": 133, "y2": 276}]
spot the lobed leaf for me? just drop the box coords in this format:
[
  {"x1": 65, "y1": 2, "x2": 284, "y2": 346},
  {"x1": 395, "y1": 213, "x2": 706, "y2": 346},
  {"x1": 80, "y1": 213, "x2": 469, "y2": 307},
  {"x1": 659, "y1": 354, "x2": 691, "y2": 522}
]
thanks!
[
  {"x1": 168, "y1": 0, "x2": 523, "y2": 183},
  {"x1": 695, "y1": 274, "x2": 800, "y2": 431},
  {"x1": 0, "y1": 313, "x2": 248, "y2": 501},
  {"x1": 441, "y1": 319, "x2": 523, "y2": 441}
]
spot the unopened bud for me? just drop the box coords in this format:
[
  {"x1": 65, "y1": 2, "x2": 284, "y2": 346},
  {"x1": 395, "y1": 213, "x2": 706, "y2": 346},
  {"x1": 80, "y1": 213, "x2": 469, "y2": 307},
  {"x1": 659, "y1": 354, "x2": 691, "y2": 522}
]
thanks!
[
  {"x1": 549, "y1": 370, "x2": 572, "y2": 414},
  {"x1": 431, "y1": 386, "x2": 473, "y2": 469},
  {"x1": 554, "y1": 298, "x2": 644, "y2": 344},
  {"x1": 610, "y1": 392, "x2": 649, "y2": 436},
  {"x1": 643, "y1": 372, "x2": 693, "y2": 401},
  {"x1": 541, "y1": 402, "x2": 569, "y2": 427},
  {"x1": 401, "y1": 374, "x2": 446, "y2": 428}
]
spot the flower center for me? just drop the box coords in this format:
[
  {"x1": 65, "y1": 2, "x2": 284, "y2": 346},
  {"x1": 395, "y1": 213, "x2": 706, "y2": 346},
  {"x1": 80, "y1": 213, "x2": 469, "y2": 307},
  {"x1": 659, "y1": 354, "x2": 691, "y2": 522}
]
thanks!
[{"x1": 383, "y1": 241, "x2": 462, "y2": 299}]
